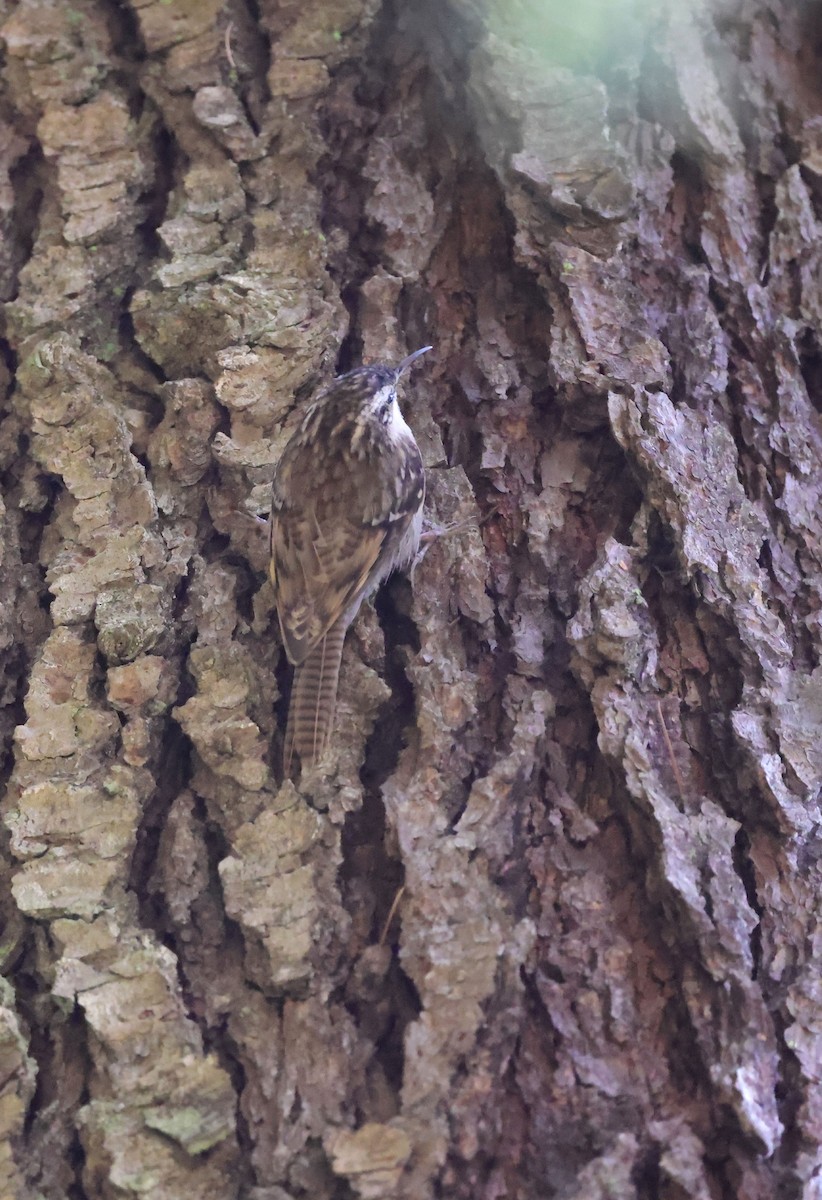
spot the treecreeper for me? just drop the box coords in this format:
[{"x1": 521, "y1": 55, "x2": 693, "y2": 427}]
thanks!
[{"x1": 269, "y1": 347, "x2": 432, "y2": 776}]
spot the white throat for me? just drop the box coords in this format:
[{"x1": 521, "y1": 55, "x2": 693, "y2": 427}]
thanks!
[
  {"x1": 387, "y1": 396, "x2": 412, "y2": 439},
  {"x1": 371, "y1": 384, "x2": 413, "y2": 441}
]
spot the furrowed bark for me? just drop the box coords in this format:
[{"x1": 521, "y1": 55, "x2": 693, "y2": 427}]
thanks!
[{"x1": 0, "y1": 1, "x2": 820, "y2": 1198}]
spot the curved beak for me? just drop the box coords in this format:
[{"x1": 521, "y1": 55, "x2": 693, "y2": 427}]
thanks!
[{"x1": 395, "y1": 345, "x2": 433, "y2": 377}]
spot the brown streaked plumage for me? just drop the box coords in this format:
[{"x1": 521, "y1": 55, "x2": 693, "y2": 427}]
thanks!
[{"x1": 270, "y1": 347, "x2": 431, "y2": 775}]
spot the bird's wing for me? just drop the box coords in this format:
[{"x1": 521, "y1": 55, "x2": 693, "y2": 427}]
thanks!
[
  {"x1": 270, "y1": 409, "x2": 424, "y2": 665},
  {"x1": 270, "y1": 503, "x2": 391, "y2": 664}
]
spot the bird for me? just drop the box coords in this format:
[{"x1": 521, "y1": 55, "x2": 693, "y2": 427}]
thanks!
[{"x1": 269, "y1": 346, "x2": 432, "y2": 776}]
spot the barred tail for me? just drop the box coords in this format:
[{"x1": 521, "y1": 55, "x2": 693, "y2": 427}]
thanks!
[{"x1": 283, "y1": 619, "x2": 347, "y2": 776}]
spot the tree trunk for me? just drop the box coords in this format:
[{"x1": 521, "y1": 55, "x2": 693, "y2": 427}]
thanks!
[{"x1": 0, "y1": 0, "x2": 820, "y2": 1197}]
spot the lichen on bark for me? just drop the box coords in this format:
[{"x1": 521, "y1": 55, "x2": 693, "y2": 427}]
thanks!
[{"x1": 1, "y1": 1, "x2": 822, "y2": 1198}]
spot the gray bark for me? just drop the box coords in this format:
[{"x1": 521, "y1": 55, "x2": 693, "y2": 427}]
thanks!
[{"x1": 0, "y1": 0, "x2": 820, "y2": 1197}]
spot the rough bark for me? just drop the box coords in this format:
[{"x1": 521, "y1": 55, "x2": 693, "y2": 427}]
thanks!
[{"x1": 0, "y1": 0, "x2": 821, "y2": 1197}]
